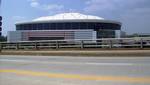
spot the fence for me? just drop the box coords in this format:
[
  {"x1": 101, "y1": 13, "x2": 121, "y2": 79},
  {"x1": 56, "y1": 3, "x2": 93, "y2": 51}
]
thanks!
[{"x1": 0, "y1": 37, "x2": 150, "y2": 50}]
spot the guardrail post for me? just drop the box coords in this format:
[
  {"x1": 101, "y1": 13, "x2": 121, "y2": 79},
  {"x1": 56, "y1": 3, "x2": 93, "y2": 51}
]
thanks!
[
  {"x1": 0, "y1": 43, "x2": 2, "y2": 52},
  {"x1": 80, "y1": 40, "x2": 84, "y2": 49},
  {"x1": 16, "y1": 43, "x2": 19, "y2": 50},
  {"x1": 35, "y1": 42, "x2": 38, "y2": 50},
  {"x1": 109, "y1": 40, "x2": 113, "y2": 48},
  {"x1": 140, "y1": 38, "x2": 143, "y2": 49},
  {"x1": 56, "y1": 41, "x2": 59, "y2": 49}
]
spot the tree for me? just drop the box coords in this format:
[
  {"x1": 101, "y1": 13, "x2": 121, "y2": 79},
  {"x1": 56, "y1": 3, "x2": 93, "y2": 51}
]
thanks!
[{"x1": 0, "y1": 36, "x2": 7, "y2": 42}]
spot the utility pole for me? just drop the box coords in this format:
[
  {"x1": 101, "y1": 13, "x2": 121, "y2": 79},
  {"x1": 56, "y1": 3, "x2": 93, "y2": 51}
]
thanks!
[
  {"x1": 0, "y1": 0, "x2": 2, "y2": 37},
  {"x1": 0, "y1": 0, "x2": 2, "y2": 52}
]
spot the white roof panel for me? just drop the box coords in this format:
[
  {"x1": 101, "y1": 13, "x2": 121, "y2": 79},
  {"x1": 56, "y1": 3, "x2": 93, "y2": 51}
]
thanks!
[{"x1": 33, "y1": 13, "x2": 104, "y2": 21}]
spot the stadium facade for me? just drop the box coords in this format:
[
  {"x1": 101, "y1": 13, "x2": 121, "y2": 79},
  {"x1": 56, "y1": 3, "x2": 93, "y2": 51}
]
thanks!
[{"x1": 8, "y1": 13, "x2": 121, "y2": 42}]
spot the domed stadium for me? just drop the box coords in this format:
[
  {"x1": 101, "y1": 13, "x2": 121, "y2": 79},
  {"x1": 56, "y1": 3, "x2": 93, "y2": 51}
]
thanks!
[{"x1": 8, "y1": 13, "x2": 121, "y2": 42}]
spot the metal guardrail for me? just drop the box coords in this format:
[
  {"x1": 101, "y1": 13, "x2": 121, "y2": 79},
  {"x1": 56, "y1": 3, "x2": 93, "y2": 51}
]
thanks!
[{"x1": 0, "y1": 37, "x2": 150, "y2": 50}]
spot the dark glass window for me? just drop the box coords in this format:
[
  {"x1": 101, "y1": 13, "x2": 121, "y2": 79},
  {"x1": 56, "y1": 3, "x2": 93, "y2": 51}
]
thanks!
[
  {"x1": 51, "y1": 23, "x2": 56, "y2": 30},
  {"x1": 48, "y1": 23, "x2": 51, "y2": 29},
  {"x1": 20, "y1": 25, "x2": 23, "y2": 30},
  {"x1": 32, "y1": 24, "x2": 37, "y2": 30},
  {"x1": 72, "y1": 23, "x2": 79, "y2": 29},
  {"x1": 23, "y1": 24, "x2": 28, "y2": 30},
  {"x1": 95, "y1": 23, "x2": 101, "y2": 29},
  {"x1": 56, "y1": 23, "x2": 64, "y2": 29},
  {"x1": 16, "y1": 25, "x2": 20, "y2": 30},
  {"x1": 87, "y1": 23, "x2": 95, "y2": 30},
  {"x1": 37, "y1": 23, "x2": 43, "y2": 30},
  {"x1": 64, "y1": 23, "x2": 71, "y2": 29},
  {"x1": 43, "y1": 23, "x2": 49, "y2": 30},
  {"x1": 80, "y1": 23, "x2": 87, "y2": 29},
  {"x1": 16, "y1": 22, "x2": 121, "y2": 30},
  {"x1": 28, "y1": 24, "x2": 32, "y2": 30},
  {"x1": 97, "y1": 30, "x2": 115, "y2": 38},
  {"x1": 29, "y1": 37, "x2": 64, "y2": 41}
]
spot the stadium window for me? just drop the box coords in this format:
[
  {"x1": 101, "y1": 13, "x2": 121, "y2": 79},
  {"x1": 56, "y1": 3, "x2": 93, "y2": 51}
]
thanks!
[
  {"x1": 87, "y1": 23, "x2": 95, "y2": 29},
  {"x1": 56, "y1": 23, "x2": 63, "y2": 29},
  {"x1": 80, "y1": 23, "x2": 87, "y2": 29},
  {"x1": 37, "y1": 23, "x2": 43, "y2": 30},
  {"x1": 72, "y1": 23, "x2": 79, "y2": 29},
  {"x1": 16, "y1": 25, "x2": 20, "y2": 30},
  {"x1": 28, "y1": 24, "x2": 32, "y2": 30},
  {"x1": 64, "y1": 23, "x2": 71, "y2": 29},
  {"x1": 43, "y1": 23, "x2": 49, "y2": 30},
  {"x1": 32, "y1": 24, "x2": 37, "y2": 30},
  {"x1": 51, "y1": 23, "x2": 56, "y2": 30},
  {"x1": 23, "y1": 24, "x2": 27, "y2": 30}
]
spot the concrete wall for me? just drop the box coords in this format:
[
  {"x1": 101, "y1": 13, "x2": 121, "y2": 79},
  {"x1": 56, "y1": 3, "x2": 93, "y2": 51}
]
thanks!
[
  {"x1": 7, "y1": 30, "x2": 96, "y2": 42},
  {"x1": 7, "y1": 31, "x2": 22, "y2": 42},
  {"x1": 74, "y1": 30, "x2": 94, "y2": 40}
]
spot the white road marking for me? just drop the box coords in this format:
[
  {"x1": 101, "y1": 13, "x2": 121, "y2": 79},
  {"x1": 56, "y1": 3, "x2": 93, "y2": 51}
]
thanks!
[
  {"x1": 0, "y1": 59, "x2": 149, "y2": 66},
  {"x1": 1, "y1": 55, "x2": 150, "y2": 60}
]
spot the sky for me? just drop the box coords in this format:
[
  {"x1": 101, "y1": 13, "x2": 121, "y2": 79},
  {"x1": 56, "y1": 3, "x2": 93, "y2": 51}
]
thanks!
[{"x1": 1, "y1": 0, "x2": 150, "y2": 36}]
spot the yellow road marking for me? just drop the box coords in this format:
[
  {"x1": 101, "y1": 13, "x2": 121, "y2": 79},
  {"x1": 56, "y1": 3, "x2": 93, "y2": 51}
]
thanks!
[{"x1": 0, "y1": 69, "x2": 150, "y2": 83}]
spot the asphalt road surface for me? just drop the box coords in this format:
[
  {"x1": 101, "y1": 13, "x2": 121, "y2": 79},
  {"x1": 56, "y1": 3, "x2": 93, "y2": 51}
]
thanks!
[{"x1": 0, "y1": 55, "x2": 150, "y2": 85}]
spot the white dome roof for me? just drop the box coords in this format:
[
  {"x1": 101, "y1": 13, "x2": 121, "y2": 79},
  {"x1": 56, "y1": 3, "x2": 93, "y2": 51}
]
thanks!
[{"x1": 33, "y1": 13, "x2": 104, "y2": 21}]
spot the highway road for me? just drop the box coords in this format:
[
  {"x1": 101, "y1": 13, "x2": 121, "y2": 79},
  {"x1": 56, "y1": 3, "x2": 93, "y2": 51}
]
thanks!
[{"x1": 0, "y1": 55, "x2": 150, "y2": 85}]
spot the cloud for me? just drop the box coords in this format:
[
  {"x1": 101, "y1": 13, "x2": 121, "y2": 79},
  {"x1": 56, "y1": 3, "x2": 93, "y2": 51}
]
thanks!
[
  {"x1": 30, "y1": 1, "x2": 39, "y2": 8},
  {"x1": 42, "y1": 4, "x2": 64, "y2": 11},
  {"x1": 28, "y1": 0, "x2": 39, "y2": 8},
  {"x1": 28, "y1": 0, "x2": 64, "y2": 13},
  {"x1": 27, "y1": 0, "x2": 38, "y2": 2}
]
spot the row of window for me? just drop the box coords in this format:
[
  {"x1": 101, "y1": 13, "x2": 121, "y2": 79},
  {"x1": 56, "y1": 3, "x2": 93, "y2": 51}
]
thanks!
[
  {"x1": 16, "y1": 22, "x2": 121, "y2": 31},
  {"x1": 97, "y1": 30, "x2": 115, "y2": 38}
]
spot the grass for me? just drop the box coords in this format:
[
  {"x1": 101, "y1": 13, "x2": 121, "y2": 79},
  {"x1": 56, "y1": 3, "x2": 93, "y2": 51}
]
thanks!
[{"x1": 0, "y1": 49, "x2": 150, "y2": 57}]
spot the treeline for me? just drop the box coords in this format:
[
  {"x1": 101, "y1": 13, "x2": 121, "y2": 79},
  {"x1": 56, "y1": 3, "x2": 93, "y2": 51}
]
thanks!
[{"x1": 0, "y1": 36, "x2": 7, "y2": 42}]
